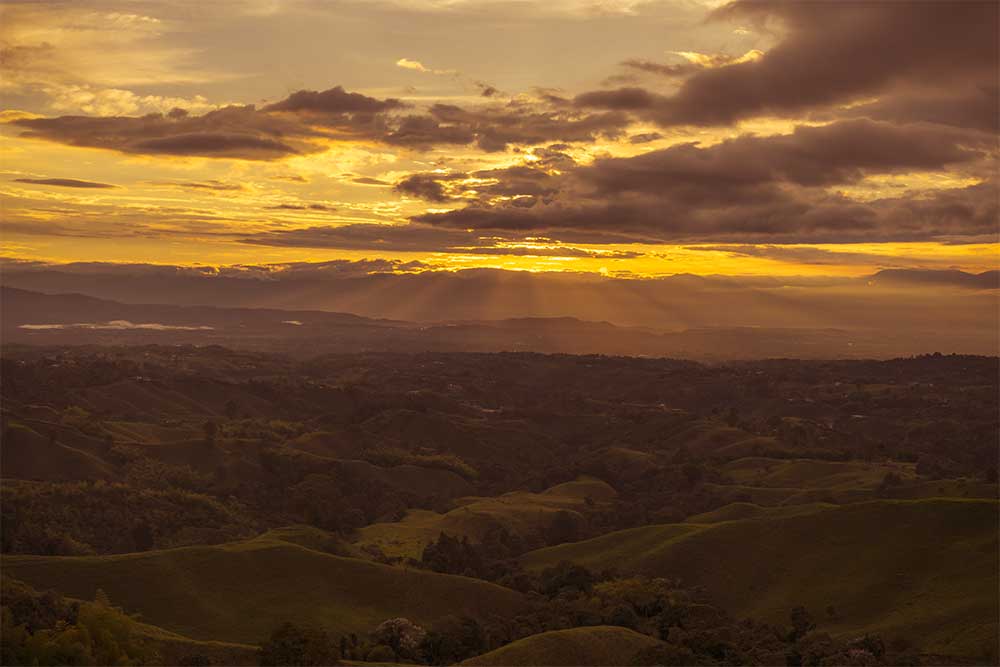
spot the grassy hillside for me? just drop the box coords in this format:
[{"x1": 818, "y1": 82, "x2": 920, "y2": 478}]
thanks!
[
  {"x1": 721, "y1": 457, "x2": 916, "y2": 489},
  {"x1": 356, "y1": 477, "x2": 615, "y2": 559},
  {"x1": 460, "y1": 626, "x2": 663, "y2": 666},
  {"x1": 523, "y1": 499, "x2": 999, "y2": 657},
  {"x1": 131, "y1": 620, "x2": 258, "y2": 666},
  {"x1": 4, "y1": 528, "x2": 525, "y2": 645},
  {"x1": 684, "y1": 501, "x2": 835, "y2": 523},
  {"x1": 1, "y1": 421, "x2": 113, "y2": 481}
]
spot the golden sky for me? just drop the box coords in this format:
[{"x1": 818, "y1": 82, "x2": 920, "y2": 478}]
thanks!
[{"x1": 1, "y1": 0, "x2": 997, "y2": 278}]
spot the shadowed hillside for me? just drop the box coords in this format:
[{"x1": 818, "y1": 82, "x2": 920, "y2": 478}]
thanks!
[
  {"x1": 523, "y1": 499, "x2": 999, "y2": 657},
  {"x1": 461, "y1": 626, "x2": 664, "y2": 666},
  {"x1": 4, "y1": 528, "x2": 525, "y2": 644}
]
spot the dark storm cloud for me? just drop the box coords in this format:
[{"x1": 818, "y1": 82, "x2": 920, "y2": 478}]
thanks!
[
  {"x1": 395, "y1": 172, "x2": 466, "y2": 202},
  {"x1": 10, "y1": 83, "x2": 631, "y2": 160},
  {"x1": 11, "y1": 104, "x2": 318, "y2": 159},
  {"x1": 411, "y1": 119, "x2": 995, "y2": 243},
  {"x1": 456, "y1": 246, "x2": 643, "y2": 259},
  {"x1": 383, "y1": 114, "x2": 477, "y2": 147},
  {"x1": 385, "y1": 103, "x2": 630, "y2": 152},
  {"x1": 13, "y1": 177, "x2": 116, "y2": 188},
  {"x1": 573, "y1": 87, "x2": 662, "y2": 111},
  {"x1": 826, "y1": 85, "x2": 1000, "y2": 135},
  {"x1": 263, "y1": 86, "x2": 406, "y2": 114},
  {"x1": 619, "y1": 52, "x2": 758, "y2": 79},
  {"x1": 132, "y1": 132, "x2": 300, "y2": 157},
  {"x1": 240, "y1": 223, "x2": 476, "y2": 251},
  {"x1": 395, "y1": 164, "x2": 558, "y2": 203},
  {"x1": 628, "y1": 132, "x2": 662, "y2": 144},
  {"x1": 684, "y1": 0, "x2": 997, "y2": 126},
  {"x1": 577, "y1": 1, "x2": 998, "y2": 129},
  {"x1": 238, "y1": 222, "x2": 642, "y2": 259},
  {"x1": 149, "y1": 180, "x2": 245, "y2": 191},
  {"x1": 580, "y1": 120, "x2": 982, "y2": 194},
  {"x1": 8, "y1": 87, "x2": 406, "y2": 160},
  {"x1": 415, "y1": 179, "x2": 998, "y2": 244}
]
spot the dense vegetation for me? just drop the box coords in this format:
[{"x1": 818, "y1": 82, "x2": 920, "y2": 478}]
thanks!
[{"x1": 1, "y1": 346, "x2": 997, "y2": 665}]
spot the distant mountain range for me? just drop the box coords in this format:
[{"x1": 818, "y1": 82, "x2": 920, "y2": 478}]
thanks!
[
  {"x1": 867, "y1": 269, "x2": 999, "y2": 289},
  {"x1": 1, "y1": 265, "x2": 996, "y2": 331},
  {"x1": 3, "y1": 286, "x2": 995, "y2": 360}
]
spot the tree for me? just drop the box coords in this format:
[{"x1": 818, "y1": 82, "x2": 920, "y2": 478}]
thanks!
[
  {"x1": 630, "y1": 643, "x2": 698, "y2": 666},
  {"x1": 372, "y1": 618, "x2": 426, "y2": 661},
  {"x1": 605, "y1": 604, "x2": 640, "y2": 630},
  {"x1": 420, "y1": 616, "x2": 484, "y2": 666},
  {"x1": 258, "y1": 622, "x2": 338, "y2": 666},
  {"x1": 539, "y1": 561, "x2": 595, "y2": 597}
]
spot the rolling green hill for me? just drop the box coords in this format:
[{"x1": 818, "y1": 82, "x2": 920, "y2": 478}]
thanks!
[
  {"x1": 684, "y1": 501, "x2": 835, "y2": 523},
  {"x1": 4, "y1": 527, "x2": 525, "y2": 645},
  {"x1": 130, "y1": 620, "x2": 258, "y2": 666},
  {"x1": 721, "y1": 457, "x2": 916, "y2": 489},
  {"x1": 1, "y1": 421, "x2": 113, "y2": 481},
  {"x1": 523, "y1": 499, "x2": 999, "y2": 657},
  {"x1": 356, "y1": 477, "x2": 615, "y2": 559},
  {"x1": 460, "y1": 626, "x2": 663, "y2": 666}
]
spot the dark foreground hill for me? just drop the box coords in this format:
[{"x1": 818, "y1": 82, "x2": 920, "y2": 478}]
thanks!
[
  {"x1": 461, "y1": 626, "x2": 664, "y2": 666},
  {"x1": 523, "y1": 499, "x2": 999, "y2": 658},
  {"x1": 4, "y1": 527, "x2": 525, "y2": 644},
  {"x1": 2, "y1": 347, "x2": 997, "y2": 666}
]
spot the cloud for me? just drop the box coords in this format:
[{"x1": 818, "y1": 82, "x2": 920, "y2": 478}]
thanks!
[
  {"x1": 395, "y1": 172, "x2": 467, "y2": 201},
  {"x1": 415, "y1": 178, "x2": 998, "y2": 245},
  {"x1": 395, "y1": 162, "x2": 559, "y2": 203},
  {"x1": 395, "y1": 58, "x2": 457, "y2": 76},
  {"x1": 661, "y1": 1, "x2": 997, "y2": 126},
  {"x1": 628, "y1": 132, "x2": 662, "y2": 144},
  {"x1": 263, "y1": 85, "x2": 406, "y2": 114},
  {"x1": 476, "y1": 82, "x2": 500, "y2": 97},
  {"x1": 577, "y1": 120, "x2": 982, "y2": 193},
  {"x1": 268, "y1": 203, "x2": 336, "y2": 211},
  {"x1": 241, "y1": 223, "x2": 475, "y2": 251},
  {"x1": 7, "y1": 85, "x2": 414, "y2": 160},
  {"x1": 453, "y1": 245, "x2": 643, "y2": 259},
  {"x1": 13, "y1": 177, "x2": 116, "y2": 188},
  {"x1": 132, "y1": 132, "x2": 300, "y2": 157},
  {"x1": 575, "y1": 1, "x2": 998, "y2": 132},
  {"x1": 574, "y1": 87, "x2": 661, "y2": 110},
  {"x1": 352, "y1": 177, "x2": 390, "y2": 186},
  {"x1": 1, "y1": 256, "x2": 432, "y2": 280},
  {"x1": 10, "y1": 83, "x2": 628, "y2": 159},
  {"x1": 149, "y1": 179, "x2": 245, "y2": 191},
  {"x1": 620, "y1": 49, "x2": 763, "y2": 79},
  {"x1": 237, "y1": 222, "x2": 642, "y2": 258},
  {"x1": 411, "y1": 119, "x2": 995, "y2": 243},
  {"x1": 826, "y1": 84, "x2": 1000, "y2": 134},
  {"x1": 385, "y1": 102, "x2": 630, "y2": 151},
  {"x1": 43, "y1": 85, "x2": 217, "y2": 117},
  {"x1": 11, "y1": 104, "x2": 317, "y2": 159}
]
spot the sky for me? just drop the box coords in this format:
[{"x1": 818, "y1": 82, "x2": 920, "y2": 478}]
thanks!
[{"x1": 1, "y1": 0, "x2": 997, "y2": 279}]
